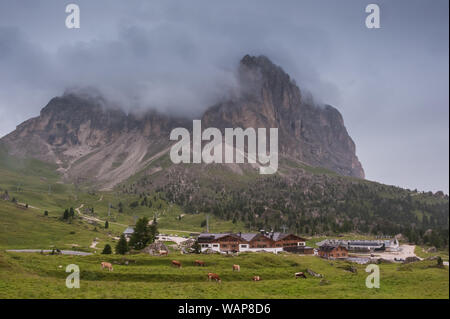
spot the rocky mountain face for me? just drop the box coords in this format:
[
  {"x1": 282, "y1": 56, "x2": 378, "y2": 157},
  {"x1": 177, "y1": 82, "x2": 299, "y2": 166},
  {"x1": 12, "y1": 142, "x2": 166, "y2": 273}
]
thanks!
[
  {"x1": 1, "y1": 93, "x2": 189, "y2": 188},
  {"x1": 203, "y1": 55, "x2": 364, "y2": 178},
  {"x1": 0, "y1": 55, "x2": 364, "y2": 188}
]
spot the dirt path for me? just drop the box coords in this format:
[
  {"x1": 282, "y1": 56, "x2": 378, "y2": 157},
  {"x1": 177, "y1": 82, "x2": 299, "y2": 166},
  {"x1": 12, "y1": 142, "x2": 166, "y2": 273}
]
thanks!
[
  {"x1": 17, "y1": 202, "x2": 39, "y2": 210},
  {"x1": 75, "y1": 203, "x2": 127, "y2": 227},
  {"x1": 90, "y1": 240, "x2": 98, "y2": 249},
  {"x1": 15, "y1": 200, "x2": 198, "y2": 236}
]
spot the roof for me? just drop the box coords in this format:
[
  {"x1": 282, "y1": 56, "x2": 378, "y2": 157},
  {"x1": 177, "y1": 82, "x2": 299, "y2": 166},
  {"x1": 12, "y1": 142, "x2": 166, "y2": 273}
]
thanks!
[
  {"x1": 348, "y1": 241, "x2": 383, "y2": 246},
  {"x1": 319, "y1": 244, "x2": 347, "y2": 252},
  {"x1": 198, "y1": 232, "x2": 306, "y2": 243},
  {"x1": 318, "y1": 239, "x2": 395, "y2": 248},
  {"x1": 123, "y1": 227, "x2": 134, "y2": 234},
  {"x1": 198, "y1": 233, "x2": 231, "y2": 240},
  {"x1": 270, "y1": 232, "x2": 306, "y2": 241},
  {"x1": 239, "y1": 233, "x2": 258, "y2": 241}
]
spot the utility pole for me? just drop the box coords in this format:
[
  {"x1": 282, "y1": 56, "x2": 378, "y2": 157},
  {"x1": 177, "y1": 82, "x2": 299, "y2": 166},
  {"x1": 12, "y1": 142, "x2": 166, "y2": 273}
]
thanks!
[
  {"x1": 206, "y1": 214, "x2": 209, "y2": 233},
  {"x1": 108, "y1": 202, "x2": 111, "y2": 218}
]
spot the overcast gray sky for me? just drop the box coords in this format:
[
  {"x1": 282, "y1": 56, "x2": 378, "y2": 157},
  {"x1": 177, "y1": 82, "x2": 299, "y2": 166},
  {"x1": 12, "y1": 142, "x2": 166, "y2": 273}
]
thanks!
[{"x1": 0, "y1": 0, "x2": 448, "y2": 193}]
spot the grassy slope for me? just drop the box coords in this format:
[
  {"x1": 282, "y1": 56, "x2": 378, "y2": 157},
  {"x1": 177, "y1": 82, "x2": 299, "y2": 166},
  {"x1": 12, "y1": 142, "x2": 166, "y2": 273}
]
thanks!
[
  {"x1": 0, "y1": 148, "x2": 448, "y2": 299},
  {"x1": 0, "y1": 147, "x2": 246, "y2": 236},
  {"x1": 0, "y1": 251, "x2": 447, "y2": 299},
  {"x1": 0, "y1": 201, "x2": 115, "y2": 251},
  {"x1": 415, "y1": 245, "x2": 449, "y2": 262}
]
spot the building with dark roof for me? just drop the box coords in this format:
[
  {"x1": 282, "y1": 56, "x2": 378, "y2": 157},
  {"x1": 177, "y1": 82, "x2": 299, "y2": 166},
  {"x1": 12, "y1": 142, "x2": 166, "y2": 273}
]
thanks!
[
  {"x1": 197, "y1": 231, "x2": 312, "y2": 254},
  {"x1": 316, "y1": 238, "x2": 400, "y2": 252},
  {"x1": 318, "y1": 244, "x2": 348, "y2": 259}
]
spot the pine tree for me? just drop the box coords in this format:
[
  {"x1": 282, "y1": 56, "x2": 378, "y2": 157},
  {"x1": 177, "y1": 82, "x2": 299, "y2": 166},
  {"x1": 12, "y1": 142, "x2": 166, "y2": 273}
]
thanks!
[
  {"x1": 102, "y1": 244, "x2": 112, "y2": 254},
  {"x1": 105, "y1": 220, "x2": 109, "y2": 229},
  {"x1": 116, "y1": 234, "x2": 129, "y2": 255},
  {"x1": 129, "y1": 217, "x2": 157, "y2": 250},
  {"x1": 63, "y1": 209, "x2": 69, "y2": 220}
]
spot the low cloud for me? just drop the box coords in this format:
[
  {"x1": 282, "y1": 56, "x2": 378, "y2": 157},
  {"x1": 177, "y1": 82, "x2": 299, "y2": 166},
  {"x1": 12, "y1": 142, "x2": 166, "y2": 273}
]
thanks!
[{"x1": 0, "y1": 0, "x2": 448, "y2": 192}]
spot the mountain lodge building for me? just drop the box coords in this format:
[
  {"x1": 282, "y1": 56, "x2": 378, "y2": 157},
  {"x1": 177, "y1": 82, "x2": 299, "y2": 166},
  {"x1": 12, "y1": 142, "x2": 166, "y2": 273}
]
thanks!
[{"x1": 197, "y1": 231, "x2": 312, "y2": 254}]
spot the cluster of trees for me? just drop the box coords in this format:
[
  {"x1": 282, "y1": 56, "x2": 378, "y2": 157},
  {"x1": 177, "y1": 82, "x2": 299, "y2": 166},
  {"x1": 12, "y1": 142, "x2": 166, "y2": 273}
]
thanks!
[
  {"x1": 105, "y1": 217, "x2": 158, "y2": 255},
  {"x1": 62, "y1": 207, "x2": 75, "y2": 221},
  {"x1": 158, "y1": 172, "x2": 449, "y2": 249}
]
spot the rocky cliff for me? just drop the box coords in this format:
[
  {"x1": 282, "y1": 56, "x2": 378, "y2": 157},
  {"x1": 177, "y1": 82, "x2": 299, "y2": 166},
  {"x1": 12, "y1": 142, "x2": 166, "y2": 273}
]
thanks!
[
  {"x1": 0, "y1": 54, "x2": 364, "y2": 188},
  {"x1": 202, "y1": 55, "x2": 364, "y2": 178}
]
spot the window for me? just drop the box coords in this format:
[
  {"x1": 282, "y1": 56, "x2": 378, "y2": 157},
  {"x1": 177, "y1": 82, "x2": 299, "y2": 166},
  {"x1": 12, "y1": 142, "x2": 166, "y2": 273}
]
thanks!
[{"x1": 213, "y1": 244, "x2": 219, "y2": 248}]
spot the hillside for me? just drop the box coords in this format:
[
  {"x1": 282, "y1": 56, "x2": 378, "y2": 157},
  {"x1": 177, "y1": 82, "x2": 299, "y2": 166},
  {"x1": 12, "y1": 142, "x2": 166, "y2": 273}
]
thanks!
[{"x1": 122, "y1": 153, "x2": 449, "y2": 249}]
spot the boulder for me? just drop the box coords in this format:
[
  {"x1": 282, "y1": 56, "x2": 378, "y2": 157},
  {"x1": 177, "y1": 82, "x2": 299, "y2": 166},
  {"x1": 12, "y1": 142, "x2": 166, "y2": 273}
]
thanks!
[
  {"x1": 426, "y1": 247, "x2": 437, "y2": 253},
  {"x1": 307, "y1": 269, "x2": 323, "y2": 278},
  {"x1": 403, "y1": 256, "x2": 421, "y2": 264},
  {"x1": 143, "y1": 242, "x2": 169, "y2": 256}
]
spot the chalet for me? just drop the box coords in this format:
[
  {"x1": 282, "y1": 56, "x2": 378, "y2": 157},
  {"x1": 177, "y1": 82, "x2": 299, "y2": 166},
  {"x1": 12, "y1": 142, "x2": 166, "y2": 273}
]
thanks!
[
  {"x1": 318, "y1": 244, "x2": 348, "y2": 259},
  {"x1": 197, "y1": 231, "x2": 311, "y2": 254}
]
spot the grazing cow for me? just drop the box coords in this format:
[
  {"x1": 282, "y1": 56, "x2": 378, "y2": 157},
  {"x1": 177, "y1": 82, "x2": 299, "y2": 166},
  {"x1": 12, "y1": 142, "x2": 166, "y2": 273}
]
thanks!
[
  {"x1": 207, "y1": 273, "x2": 221, "y2": 283},
  {"x1": 194, "y1": 260, "x2": 205, "y2": 267},
  {"x1": 295, "y1": 272, "x2": 307, "y2": 279},
  {"x1": 232, "y1": 264, "x2": 240, "y2": 272},
  {"x1": 252, "y1": 276, "x2": 261, "y2": 281},
  {"x1": 159, "y1": 250, "x2": 168, "y2": 256},
  {"x1": 172, "y1": 260, "x2": 182, "y2": 268},
  {"x1": 101, "y1": 262, "x2": 113, "y2": 271}
]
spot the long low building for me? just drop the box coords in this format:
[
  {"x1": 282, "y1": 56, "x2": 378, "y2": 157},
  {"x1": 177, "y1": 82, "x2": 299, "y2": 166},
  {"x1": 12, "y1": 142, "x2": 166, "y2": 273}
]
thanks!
[
  {"x1": 197, "y1": 231, "x2": 314, "y2": 254},
  {"x1": 317, "y1": 238, "x2": 400, "y2": 252}
]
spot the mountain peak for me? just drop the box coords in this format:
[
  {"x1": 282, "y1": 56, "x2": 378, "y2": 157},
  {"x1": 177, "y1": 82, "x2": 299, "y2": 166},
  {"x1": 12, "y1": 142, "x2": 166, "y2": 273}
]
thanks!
[
  {"x1": 1, "y1": 54, "x2": 365, "y2": 186},
  {"x1": 240, "y1": 54, "x2": 291, "y2": 83}
]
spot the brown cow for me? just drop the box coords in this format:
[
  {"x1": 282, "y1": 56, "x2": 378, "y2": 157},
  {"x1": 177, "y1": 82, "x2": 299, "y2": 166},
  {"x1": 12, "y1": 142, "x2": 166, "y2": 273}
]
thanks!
[
  {"x1": 232, "y1": 264, "x2": 240, "y2": 272},
  {"x1": 159, "y1": 250, "x2": 168, "y2": 256},
  {"x1": 194, "y1": 260, "x2": 205, "y2": 267},
  {"x1": 101, "y1": 262, "x2": 113, "y2": 271},
  {"x1": 207, "y1": 272, "x2": 221, "y2": 283},
  {"x1": 253, "y1": 276, "x2": 261, "y2": 281},
  {"x1": 172, "y1": 260, "x2": 182, "y2": 268},
  {"x1": 295, "y1": 272, "x2": 307, "y2": 279}
]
